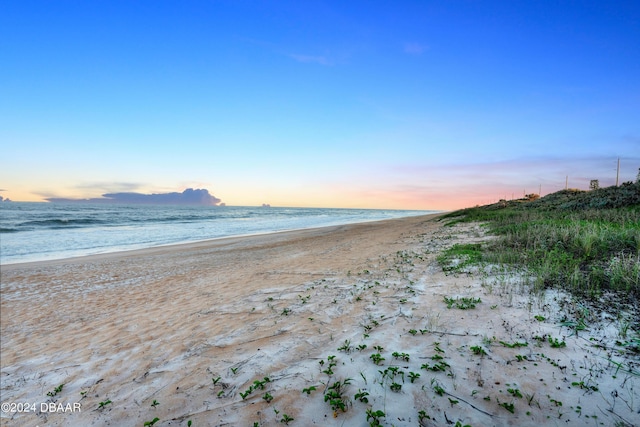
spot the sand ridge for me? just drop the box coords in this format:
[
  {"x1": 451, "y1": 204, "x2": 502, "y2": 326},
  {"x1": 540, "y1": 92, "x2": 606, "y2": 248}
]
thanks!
[{"x1": 1, "y1": 214, "x2": 638, "y2": 426}]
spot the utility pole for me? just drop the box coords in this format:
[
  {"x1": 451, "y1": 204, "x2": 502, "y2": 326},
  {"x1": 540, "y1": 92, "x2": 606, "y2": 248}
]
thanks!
[{"x1": 616, "y1": 157, "x2": 620, "y2": 186}]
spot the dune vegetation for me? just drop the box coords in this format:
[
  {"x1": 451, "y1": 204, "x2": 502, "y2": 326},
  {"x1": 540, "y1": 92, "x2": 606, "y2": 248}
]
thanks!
[{"x1": 440, "y1": 180, "x2": 640, "y2": 313}]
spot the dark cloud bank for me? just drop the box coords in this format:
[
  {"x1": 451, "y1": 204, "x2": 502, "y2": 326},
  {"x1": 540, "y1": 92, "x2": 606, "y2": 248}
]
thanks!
[{"x1": 46, "y1": 188, "x2": 223, "y2": 206}]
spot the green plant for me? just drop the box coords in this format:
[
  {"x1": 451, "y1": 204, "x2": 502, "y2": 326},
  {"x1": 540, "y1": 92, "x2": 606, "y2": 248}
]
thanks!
[
  {"x1": 354, "y1": 389, "x2": 369, "y2": 403},
  {"x1": 337, "y1": 340, "x2": 352, "y2": 353},
  {"x1": 441, "y1": 186, "x2": 640, "y2": 304},
  {"x1": 324, "y1": 378, "x2": 352, "y2": 414},
  {"x1": 280, "y1": 414, "x2": 294, "y2": 424},
  {"x1": 390, "y1": 382, "x2": 402, "y2": 392},
  {"x1": 548, "y1": 337, "x2": 566, "y2": 348},
  {"x1": 321, "y1": 355, "x2": 338, "y2": 375},
  {"x1": 366, "y1": 408, "x2": 385, "y2": 427},
  {"x1": 437, "y1": 243, "x2": 483, "y2": 273},
  {"x1": 421, "y1": 360, "x2": 450, "y2": 371},
  {"x1": 98, "y1": 400, "x2": 112, "y2": 409},
  {"x1": 144, "y1": 418, "x2": 160, "y2": 426},
  {"x1": 408, "y1": 371, "x2": 421, "y2": 383},
  {"x1": 470, "y1": 345, "x2": 487, "y2": 356},
  {"x1": 499, "y1": 341, "x2": 528, "y2": 348},
  {"x1": 47, "y1": 384, "x2": 64, "y2": 397},
  {"x1": 392, "y1": 351, "x2": 410, "y2": 361},
  {"x1": 507, "y1": 388, "x2": 523, "y2": 398},
  {"x1": 549, "y1": 397, "x2": 563, "y2": 407},
  {"x1": 444, "y1": 296, "x2": 482, "y2": 309},
  {"x1": 302, "y1": 386, "x2": 316, "y2": 395},
  {"x1": 370, "y1": 353, "x2": 385, "y2": 365},
  {"x1": 151, "y1": 399, "x2": 159, "y2": 407},
  {"x1": 431, "y1": 379, "x2": 445, "y2": 396},
  {"x1": 499, "y1": 401, "x2": 515, "y2": 413},
  {"x1": 418, "y1": 410, "x2": 431, "y2": 423}
]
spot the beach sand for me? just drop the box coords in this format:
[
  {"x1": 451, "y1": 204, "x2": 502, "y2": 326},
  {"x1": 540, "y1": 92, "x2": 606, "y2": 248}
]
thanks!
[{"x1": 1, "y1": 214, "x2": 638, "y2": 426}]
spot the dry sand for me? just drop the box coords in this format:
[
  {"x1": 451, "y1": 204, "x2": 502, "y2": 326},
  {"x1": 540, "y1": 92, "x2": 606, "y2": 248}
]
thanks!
[{"x1": 1, "y1": 214, "x2": 638, "y2": 426}]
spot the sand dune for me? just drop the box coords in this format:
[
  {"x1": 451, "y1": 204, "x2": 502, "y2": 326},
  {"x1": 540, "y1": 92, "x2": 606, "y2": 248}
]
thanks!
[{"x1": 1, "y1": 214, "x2": 638, "y2": 426}]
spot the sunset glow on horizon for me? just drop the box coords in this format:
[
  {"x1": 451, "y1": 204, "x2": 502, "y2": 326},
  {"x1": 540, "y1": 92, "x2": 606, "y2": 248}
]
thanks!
[{"x1": 1, "y1": 1, "x2": 638, "y2": 210}]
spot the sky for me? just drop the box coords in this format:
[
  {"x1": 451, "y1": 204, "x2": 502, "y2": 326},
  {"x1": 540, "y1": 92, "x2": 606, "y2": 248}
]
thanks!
[{"x1": 1, "y1": 0, "x2": 639, "y2": 210}]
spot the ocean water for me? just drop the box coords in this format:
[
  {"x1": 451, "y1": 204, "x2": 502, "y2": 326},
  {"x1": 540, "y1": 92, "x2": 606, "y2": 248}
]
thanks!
[{"x1": 0, "y1": 203, "x2": 435, "y2": 264}]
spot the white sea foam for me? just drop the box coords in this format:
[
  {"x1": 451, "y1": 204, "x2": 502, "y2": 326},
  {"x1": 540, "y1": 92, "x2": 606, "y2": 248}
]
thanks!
[{"x1": 0, "y1": 203, "x2": 436, "y2": 264}]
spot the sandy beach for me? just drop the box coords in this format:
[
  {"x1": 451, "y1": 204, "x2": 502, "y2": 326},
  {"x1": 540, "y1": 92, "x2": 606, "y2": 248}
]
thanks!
[{"x1": 1, "y1": 214, "x2": 638, "y2": 427}]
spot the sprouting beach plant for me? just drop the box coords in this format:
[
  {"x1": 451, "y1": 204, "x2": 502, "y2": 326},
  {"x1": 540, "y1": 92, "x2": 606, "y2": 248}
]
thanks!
[
  {"x1": 302, "y1": 386, "x2": 316, "y2": 395},
  {"x1": 298, "y1": 294, "x2": 310, "y2": 304},
  {"x1": 322, "y1": 355, "x2": 338, "y2": 376},
  {"x1": 548, "y1": 337, "x2": 566, "y2": 348},
  {"x1": 418, "y1": 410, "x2": 431, "y2": 423},
  {"x1": 408, "y1": 371, "x2": 421, "y2": 383},
  {"x1": 499, "y1": 340, "x2": 528, "y2": 348},
  {"x1": 422, "y1": 359, "x2": 450, "y2": 372},
  {"x1": 324, "y1": 378, "x2": 352, "y2": 414},
  {"x1": 392, "y1": 351, "x2": 410, "y2": 362},
  {"x1": 470, "y1": 345, "x2": 487, "y2": 356},
  {"x1": 47, "y1": 384, "x2": 64, "y2": 397},
  {"x1": 280, "y1": 414, "x2": 294, "y2": 424},
  {"x1": 444, "y1": 296, "x2": 481, "y2": 309},
  {"x1": 499, "y1": 401, "x2": 515, "y2": 413},
  {"x1": 337, "y1": 339, "x2": 352, "y2": 353},
  {"x1": 354, "y1": 389, "x2": 369, "y2": 403},
  {"x1": 370, "y1": 353, "x2": 385, "y2": 365},
  {"x1": 144, "y1": 417, "x2": 160, "y2": 426},
  {"x1": 366, "y1": 408, "x2": 385, "y2": 427},
  {"x1": 507, "y1": 388, "x2": 523, "y2": 398},
  {"x1": 430, "y1": 379, "x2": 445, "y2": 396},
  {"x1": 98, "y1": 400, "x2": 112, "y2": 409},
  {"x1": 151, "y1": 399, "x2": 159, "y2": 407}
]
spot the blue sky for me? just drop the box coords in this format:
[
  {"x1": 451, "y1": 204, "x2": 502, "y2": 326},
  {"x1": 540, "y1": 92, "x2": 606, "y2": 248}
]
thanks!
[{"x1": 1, "y1": 0, "x2": 638, "y2": 209}]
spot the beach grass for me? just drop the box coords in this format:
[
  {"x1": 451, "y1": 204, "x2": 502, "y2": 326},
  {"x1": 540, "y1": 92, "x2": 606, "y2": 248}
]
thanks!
[{"x1": 440, "y1": 181, "x2": 640, "y2": 305}]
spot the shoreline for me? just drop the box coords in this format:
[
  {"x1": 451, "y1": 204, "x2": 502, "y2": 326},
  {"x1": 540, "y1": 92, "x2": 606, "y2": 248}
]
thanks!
[
  {"x1": 1, "y1": 211, "x2": 441, "y2": 267},
  {"x1": 1, "y1": 212, "x2": 637, "y2": 426}
]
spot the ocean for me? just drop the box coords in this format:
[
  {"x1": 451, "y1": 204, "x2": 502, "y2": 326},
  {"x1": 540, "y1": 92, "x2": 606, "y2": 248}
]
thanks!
[{"x1": 0, "y1": 203, "x2": 435, "y2": 264}]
